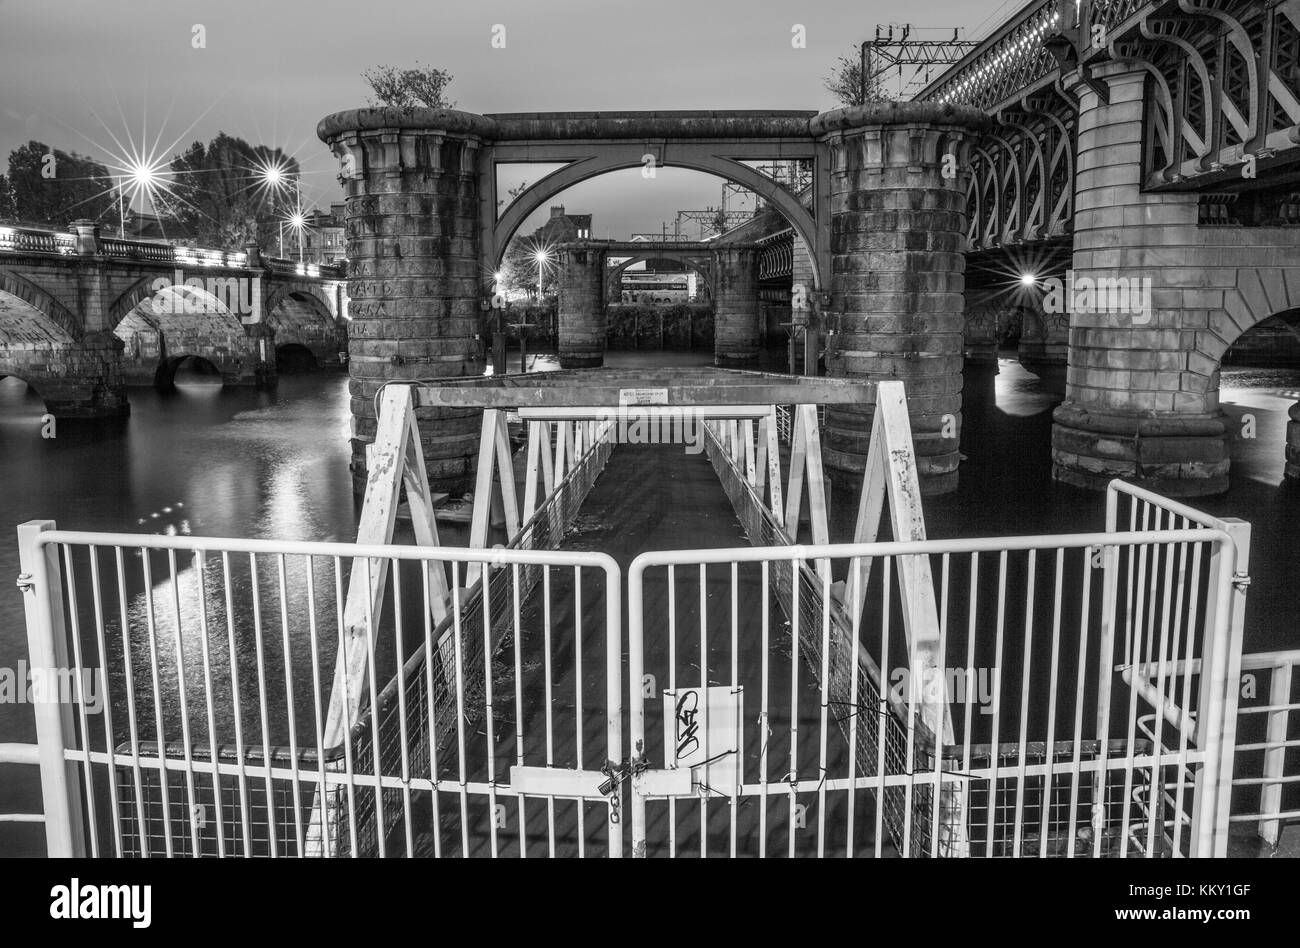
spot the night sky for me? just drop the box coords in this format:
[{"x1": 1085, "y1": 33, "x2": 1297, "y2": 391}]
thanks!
[{"x1": 0, "y1": 0, "x2": 1014, "y2": 239}]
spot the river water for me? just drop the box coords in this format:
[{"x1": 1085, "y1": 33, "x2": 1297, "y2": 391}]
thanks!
[{"x1": 1, "y1": 353, "x2": 1296, "y2": 855}]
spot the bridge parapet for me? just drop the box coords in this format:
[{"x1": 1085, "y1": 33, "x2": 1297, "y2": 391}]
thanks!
[
  {"x1": 0, "y1": 225, "x2": 76, "y2": 257},
  {"x1": 0, "y1": 221, "x2": 345, "y2": 280}
]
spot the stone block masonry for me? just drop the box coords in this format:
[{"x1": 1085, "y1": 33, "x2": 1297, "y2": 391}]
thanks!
[
  {"x1": 811, "y1": 102, "x2": 989, "y2": 495},
  {"x1": 321, "y1": 111, "x2": 489, "y2": 494},
  {"x1": 1052, "y1": 63, "x2": 1300, "y2": 496}
]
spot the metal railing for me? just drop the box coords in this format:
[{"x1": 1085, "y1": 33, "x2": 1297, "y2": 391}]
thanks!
[
  {"x1": 12, "y1": 522, "x2": 622, "y2": 858},
  {"x1": 1229, "y1": 650, "x2": 1299, "y2": 849},
  {"x1": 915, "y1": 0, "x2": 1158, "y2": 111},
  {"x1": 4, "y1": 453, "x2": 1258, "y2": 858},
  {"x1": 626, "y1": 524, "x2": 1241, "y2": 858},
  {"x1": 1128, "y1": 649, "x2": 1300, "y2": 852},
  {"x1": 623, "y1": 439, "x2": 1246, "y2": 858}
]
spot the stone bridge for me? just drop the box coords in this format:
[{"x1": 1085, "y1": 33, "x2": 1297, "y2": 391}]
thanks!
[{"x1": 0, "y1": 221, "x2": 349, "y2": 416}]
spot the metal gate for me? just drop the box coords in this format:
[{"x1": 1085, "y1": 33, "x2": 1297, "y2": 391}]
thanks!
[
  {"x1": 8, "y1": 516, "x2": 1246, "y2": 858},
  {"x1": 625, "y1": 526, "x2": 1244, "y2": 858},
  {"x1": 13, "y1": 523, "x2": 622, "y2": 858}
]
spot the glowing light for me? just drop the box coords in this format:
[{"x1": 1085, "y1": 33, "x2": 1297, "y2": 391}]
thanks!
[
  {"x1": 534, "y1": 250, "x2": 550, "y2": 263},
  {"x1": 494, "y1": 271, "x2": 504, "y2": 282},
  {"x1": 126, "y1": 160, "x2": 157, "y2": 188},
  {"x1": 257, "y1": 160, "x2": 289, "y2": 189},
  {"x1": 1020, "y1": 273, "x2": 1038, "y2": 287}
]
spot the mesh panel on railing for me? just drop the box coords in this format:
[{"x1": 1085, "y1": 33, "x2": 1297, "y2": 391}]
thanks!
[
  {"x1": 701, "y1": 427, "x2": 957, "y2": 857},
  {"x1": 115, "y1": 743, "x2": 345, "y2": 858},
  {"x1": 955, "y1": 740, "x2": 1159, "y2": 857}
]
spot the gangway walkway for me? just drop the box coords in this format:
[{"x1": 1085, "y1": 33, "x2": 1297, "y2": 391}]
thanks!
[{"x1": 1, "y1": 367, "x2": 1267, "y2": 858}]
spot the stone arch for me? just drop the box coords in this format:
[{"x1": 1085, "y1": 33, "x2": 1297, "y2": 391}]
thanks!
[
  {"x1": 493, "y1": 155, "x2": 823, "y2": 288},
  {"x1": 112, "y1": 278, "x2": 246, "y2": 336},
  {"x1": 0, "y1": 268, "x2": 81, "y2": 340},
  {"x1": 113, "y1": 280, "x2": 253, "y2": 388},
  {"x1": 0, "y1": 364, "x2": 48, "y2": 405},
  {"x1": 264, "y1": 281, "x2": 337, "y2": 321},
  {"x1": 1189, "y1": 268, "x2": 1300, "y2": 402},
  {"x1": 606, "y1": 254, "x2": 713, "y2": 302},
  {"x1": 109, "y1": 276, "x2": 166, "y2": 330},
  {"x1": 153, "y1": 354, "x2": 225, "y2": 392},
  {"x1": 265, "y1": 288, "x2": 342, "y2": 366}
]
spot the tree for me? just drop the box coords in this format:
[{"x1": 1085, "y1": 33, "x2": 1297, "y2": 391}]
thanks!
[
  {"x1": 497, "y1": 179, "x2": 529, "y2": 211},
  {"x1": 363, "y1": 63, "x2": 455, "y2": 110},
  {"x1": 824, "y1": 46, "x2": 893, "y2": 107},
  {"x1": 164, "y1": 133, "x2": 299, "y2": 252},
  {"x1": 6, "y1": 141, "x2": 115, "y2": 228},
  {"x1": 708, "y1": 207, "x2": 730, "y2": 237},
  {"x1": 0, "y1": 174, "x2": 14, "y2": 221}
]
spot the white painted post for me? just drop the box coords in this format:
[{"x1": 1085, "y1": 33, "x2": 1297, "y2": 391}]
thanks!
[
  {"x1": 1211, "y1": 519, "x2": 1250, "y2": 857},
  {"x1": 1260, "y1": 660, "x2": 1292, "y2": 847},
  {"x1": 16, "y1": 520, "x2": 87, "y2": 857},
  {"x1": 763, "y1": 408, "x2": 784, "y2": 523},
  {"x1": 323, "y1": 385, "x2": 418, "y2": 747}
]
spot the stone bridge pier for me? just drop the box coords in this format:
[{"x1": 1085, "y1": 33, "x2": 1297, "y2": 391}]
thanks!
[
  {"x1": 813, "y1": 102, "x2": 988, "y2": 495},
  {"x1": 0, "y1": 330, "x2": 129, "y2": 417},
  {"x1": 557, "y1": 242, "x2": 608, "y2": 368},
  {"x1": 322, "y1": 111, "x2": 486, "y2": 494},
  {"x1": 1051, "y1": 63, "x2": 1300, "y2": 495},
  {"x1": 713, "y1": 246, "x2": 760, "y2": 367}
]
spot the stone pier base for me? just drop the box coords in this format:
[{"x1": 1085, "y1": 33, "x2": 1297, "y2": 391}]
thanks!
[{"x1": 1051, "y1": 402, "x2": 1229, "y2": 496}]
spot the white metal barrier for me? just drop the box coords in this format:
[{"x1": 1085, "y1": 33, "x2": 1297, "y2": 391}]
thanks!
[
  {"x1": 14, "y1": 525, "x2": 622, "y2": 857},
  {"x1": 625, "y1": 525, "x2": 1242, "y2": 858},
  {"x1": 1106, "y1": 480, "x2": 1252, "y2": 857},
  {"x1": 1229, "y1": 650, "x2": 1299, "y2": 849}
]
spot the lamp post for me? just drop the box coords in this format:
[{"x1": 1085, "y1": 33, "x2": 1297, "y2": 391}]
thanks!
[{"x1": 534, "y1": 249, "x2": 551, "y2": 301}]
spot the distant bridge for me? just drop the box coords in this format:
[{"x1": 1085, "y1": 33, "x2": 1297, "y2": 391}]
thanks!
[{"x1": 0, "y1": 221, "x2": 349, "y2": 416}]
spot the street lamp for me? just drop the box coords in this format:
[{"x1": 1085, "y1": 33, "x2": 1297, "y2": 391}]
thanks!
[
  {"x1": 116, "y1": 161, "x2": 158, "y2": 238},
  {"x1": 289, "y1": 210, "x2": 307, "y2": 262},
  {"x1": 534, "y1": 249, "x2": 550, "y2": 299},
  {"x1": 254, "y1": 159, "x2": 300, "y2": 257}
]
